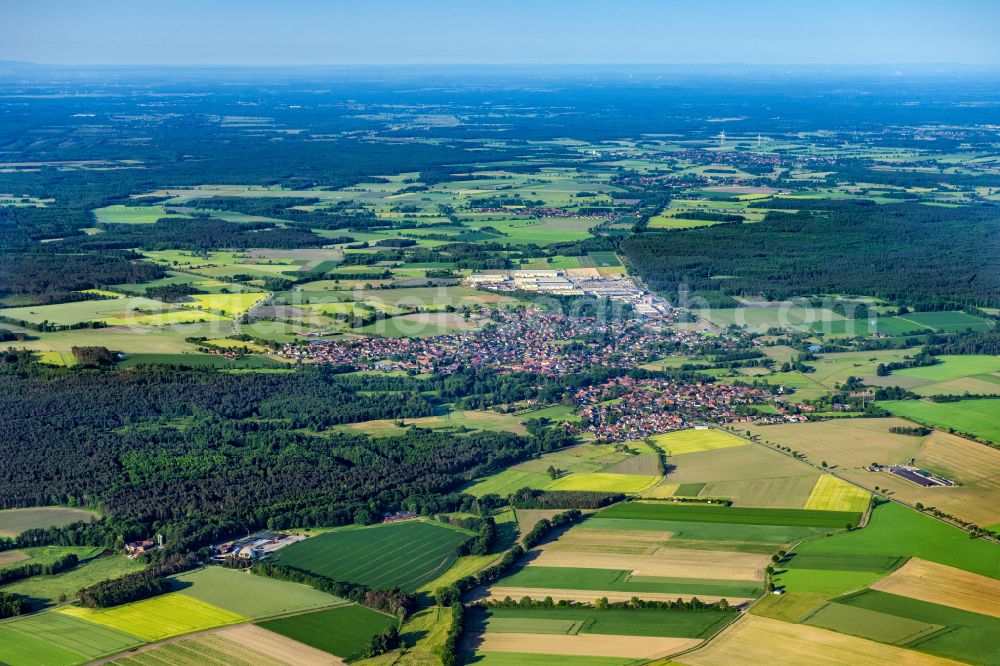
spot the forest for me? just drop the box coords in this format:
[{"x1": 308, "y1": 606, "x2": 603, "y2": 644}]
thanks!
[
  {"x1": 621, "y1": 202, "x2": 1000, "y2": 306},
  {"x1": 0, "y1": 354, "x2": 567, "y2": 552}
]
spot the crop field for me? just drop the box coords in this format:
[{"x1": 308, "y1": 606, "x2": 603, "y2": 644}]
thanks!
[
  {"x1": 884, "y1": 355, "x2": 1000, "y2": 396},
  {"x1": 0, "y1": 553, "x2": 144, "y2": 609},
  {"x1": 0, "y1": 506, "x2": 99, "y2": 537},
  {"x1": 602, "y1": 453, "x2": 661, "y2": 475},
  {"x1": 870, "y1": 558, "x2": 1000, "y2": 619},
  {"x1": 836, "y1": 589, "x2": 1000, "y2": 664},
  {"x1": 548, "y1": 472, "x2": 660, "y2": 492},
  {"x1": 494, "y1": 565, "x2": 763, "y2": 601},
  {"x1": 879, "y1": 398, "x2": 1000, "y2": 443},
  {"x1": 661, "y1": 441, "x2": 817, "y2": 485},
  {"x1": 471, "y1": 632, "x2": 701, "y2": 660},
  {"x1": 58, "y1": 592, "x2": 245, "y2": 641},
  {"x1": 0, "y1": 297, "x2": 231, "y2": 328},
  {"x1": 651, "y1": 429, "x2": 747, "y2": 456},
  {"x1": 463, "y1": 443, "x2": 647, "y2": 497},
  {"x1": 258, "y1": 604, "x2": 398, "y2": 661},
  {"x1": 468, "y1": 654, "x2": 634, "y2": 666},
  {"x1": 803, "y1": 476, "x2": 871, "y2": 513},
  {"x1": 272, "y1": 520, "x2": 471, "y2": 592},
  {"x1": 744, "y1": 417, "x2": 927, "y2": 468},
  {"x1": 677, "y1": 615, "x2": 958, "y2": 666},
  {"x1": 217, "y1": 624, "x2": 346, "y2": 666},
  {"x1": 894, "y1": 355, "x2": 1000, "y2": 383},
  {"x1": 782, "y1": 502, "x2": 1000, "y2": 584},
  {"x1": 171, "y1": 566, "x2": 346, "y2": 618},
  {"x1": 704, "y1": 305, "x2": 846, "y2": 333},
  {"x1": 178, "y1": 292, "x2": 267, "y2": 315},
  {"x1": 469, "y1": 606, "x2": 733, "y2": 638},
  {"x1": 529, "y1": 548, "x2": 769, "y2": 581},
  {"x1": 463, "y1": 469, "x2": 556, "y2": 497},
  {"x1": 580, "y1": 517, "x2": 830, "y2": 546},
  {"x1": 803, "y1": 601, "x2": 944, "y2": 645},
  {"x1": 695, "y1": 475, "x2": 819, "y2": 509},
  {"x1": 598, "y1": 503, "x2": 861, "y2": 528},
  {"x1": 0, "y1": 624, "x2": 86, "y2": 666},
  {"x1": 891, "y1": 310, "x2": 995, "y2": 333},
  {"x1": 0, "y1": 611, "x2": 144, "y2": 663}
]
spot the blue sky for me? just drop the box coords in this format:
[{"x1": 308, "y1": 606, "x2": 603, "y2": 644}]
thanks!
[{"x1": 2, "y1": 0, "x2": 999, "y2": 66}]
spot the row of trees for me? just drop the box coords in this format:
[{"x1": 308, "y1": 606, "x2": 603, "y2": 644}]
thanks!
[{"x1": 78, "y1": 553, "x2": 196, "y2": 608}]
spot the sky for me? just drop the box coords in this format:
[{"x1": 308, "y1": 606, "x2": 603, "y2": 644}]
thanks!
[{"x1": 2, "y1": 0, "x2": 999, "y2": 67}]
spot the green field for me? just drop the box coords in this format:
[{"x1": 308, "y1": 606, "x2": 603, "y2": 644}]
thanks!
[
  {"x1": 879, "y1": 398, "x2": 1000, "y2": 443},
  {"x1": 496, "y1": 566, "x2": 762, "y2": 599},
  {"x1": 272, "y1": 521, "x2": 471, "y2": 592},
  {"x1": 58, "y1": 592, "x2": 245, "y2": 641},
  {"x1": 171, "y1": 566, "x2": 347, "y2": 618},
  {"x1": 462, "y1": 469, "x2": 556, "y2": 497},
  {"x1": 0, "y1": 506, "x2": 100, "y2": 537},
  {"x1": 651, "y1": 429, "x2": 747, "y2": 456},
  {"x1": 802, "y1": 601, "x2": 943, "y2": 645},
  {"x1": 462, "y1": 443, "x2": 641, "y2": 497},
  {"x1": 894, "y1": 355, "x2": 1000, "y2": 382},
  {"x1": 0, "y1": 611, "x2": 143, "y2": 662},
  {"x1": 0, "y1": 545, "x2": 104, "y2": 571},
  {"x1": 837, "y1": 589, "x2": 1000, "y2": 663},
  {"x1": 0, "y1": 625, "x2": 85, "y2": 666},
  {"x1": 598, "y1": 503, "x2": 861, "y2": 528},
  {"x1": 785, "y1": 502, "x2": 1000, "y2": 580},
  {"x1": 470, "y1": 606, "x2": 734, "y2": 638},
  {"x1": 1, "y1": 554, "x2": 144, "y2": 609},
  {"x1": 257, "y1": 604, "x2": 398, "y2": 661},
  {"x1": 580, "y1": 518, "x2": 831, "y2": 544}
]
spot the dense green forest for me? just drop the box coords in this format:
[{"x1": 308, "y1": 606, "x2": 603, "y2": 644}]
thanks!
[
  {"x1": 0, "y1": 354, "x2": 573, "y2": 552},
  {"x1": 621, "y1": 202, "x2": 1000, "y2": 306}
]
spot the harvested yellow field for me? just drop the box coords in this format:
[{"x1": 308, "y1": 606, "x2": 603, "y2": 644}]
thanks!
[
  {"x1": 530, "y1": 548, "x2": 768, "y2": 581},
  {"x1": 180, "y1": 292, "x2": 267, "y2": 315},
  {"x1": 486, "y1": 587, "x2": 753, "y2": 606},
  {"x1": 744, "y1": 418, "x2": 924, "y2": 469},
  {"x1": 475, "y1": 632, "x2": 701, "y2": 659},
  {"x1": 804, "y1": 475, "x2": 871, "y2": 513},
  {"x1": 871, "y1": 558, "x2": 1000, "y2": 619},
  {"x1": 58, "y1": 592, "x2": 245, "y2": 641},
  {"x1": 216, "y1": 624, "x2": 346, "y2": 665},
  {"x1": 546, "y1": 528, "x2": 673, "y2": 554},
  {"x1": 652, "y1": 429, "x2": 747, "y2": 456},
  {"x1": 678, "y1": 615, "x2": 963, "y2": 666}
]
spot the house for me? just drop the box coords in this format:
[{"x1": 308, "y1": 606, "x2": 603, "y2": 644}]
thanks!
[{"x1": 125, "y1": 539, "x2": 155, "y2": 555}]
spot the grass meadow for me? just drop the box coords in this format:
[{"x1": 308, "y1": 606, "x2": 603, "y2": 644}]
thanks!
[
  {"x1": 0, "y1": 506, "x2": 100, "y2": 537},
  {"x1": 879, "y1": 398, "x2": 1000, "y2": 443},
  {"x1": 171, "y1": 566, "x2": 347, "y2": 618}
]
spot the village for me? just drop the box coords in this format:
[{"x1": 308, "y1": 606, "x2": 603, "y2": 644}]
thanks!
[
  {"x1": 573, "y1": 376, "x2": 806, "y2": 442},
  {"x1": 279, "y1": 305, "x2": 713, "y2": 376}
]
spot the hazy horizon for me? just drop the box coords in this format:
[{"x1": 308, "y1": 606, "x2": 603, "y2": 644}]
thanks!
[{"x1": 2, "y1": 0, "x2": 999, "y2": 67}]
